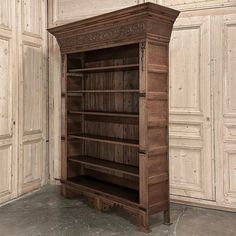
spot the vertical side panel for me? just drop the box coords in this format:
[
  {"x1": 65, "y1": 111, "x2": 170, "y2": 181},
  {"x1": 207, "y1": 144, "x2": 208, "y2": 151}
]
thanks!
[
  {"x1": 146, "y1": 41, "x2": 169, "y2": 214},
  {"x1": 61, "y1": 55, "x2": 67, "y2": 181},
  {"x1": 139, "y1": 42, "x2": 148, "y2": 207}
]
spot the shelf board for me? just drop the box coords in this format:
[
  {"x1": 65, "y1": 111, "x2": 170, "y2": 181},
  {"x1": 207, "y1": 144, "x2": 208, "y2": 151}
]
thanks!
[
  {"x1": 68, "y1": 156, "x2": 139, "y2": 177},
  {"x1": 67, "y1": 89, "x2": 139, "y2": 93},
  {"x1": 68, "y1": 64, "x2": 139, "y2": 73},
  {"x1": 67, "y1": 72, "x2": 83, "y2": 77},
  {"x1": 66, "y1": 175, "x2": 139, "y2": 203},
  {"x1": 68, "y1": 133, "x2": 139, "y2": 147},
  {"x1": 68, "y1": 111, "x2": 139, "y2": 118}
]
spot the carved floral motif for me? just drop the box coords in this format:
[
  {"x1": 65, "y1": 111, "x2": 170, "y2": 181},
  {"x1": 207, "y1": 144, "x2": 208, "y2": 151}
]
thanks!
[{"x1": 58, "y1": 22, "x2": 148, "y2": 51}]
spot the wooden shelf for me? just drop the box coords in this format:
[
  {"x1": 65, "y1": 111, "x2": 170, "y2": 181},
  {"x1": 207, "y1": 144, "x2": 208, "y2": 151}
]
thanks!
[
  {"x1": 67, "y1": 89, "x2": 139, "y2": 93},
  {"x1": 68, "y1": 111, "x2": 139, "y2": 118},
  {"x1": 68, "y1": 156, "x2": 139, "y2": 177},
  {"x1": 68, "y1": 64, "x2": 139, "y2": 73},
  {"x1": 67, "y1": 72, "x2": 83, "y2": 77},
  {"x1": 68, "y1": 133, "x2": 139, "y2": 147},
  {"x1": 66, "y1": 176, "x2": 139, "y2": 203}
]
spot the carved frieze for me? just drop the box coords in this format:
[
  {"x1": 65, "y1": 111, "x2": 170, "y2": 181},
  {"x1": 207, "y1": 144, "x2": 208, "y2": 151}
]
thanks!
[{"x1": 57, "y1": 22, "x2": 149, "y2": 52}]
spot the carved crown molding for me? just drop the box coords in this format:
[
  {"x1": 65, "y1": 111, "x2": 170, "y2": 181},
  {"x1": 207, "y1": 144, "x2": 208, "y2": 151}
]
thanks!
[{"x1": 57, "y1": 21, "x2": 149, "y2": 53}]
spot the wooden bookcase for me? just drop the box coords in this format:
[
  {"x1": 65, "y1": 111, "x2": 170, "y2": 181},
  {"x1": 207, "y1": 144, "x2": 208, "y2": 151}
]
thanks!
[{"x1": 48, "y1": 3, "x2": 179, "y2": 232}]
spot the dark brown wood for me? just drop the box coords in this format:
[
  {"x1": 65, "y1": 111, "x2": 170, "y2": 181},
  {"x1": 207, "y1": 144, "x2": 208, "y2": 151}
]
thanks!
[
  {"x1": 68, "y1": 155, "x2": 139, "y2": 177},
  {"x1": 68, "y1": 64, "x2": 139, "y2": 73},
  {"x1": 48, "y1": 2, "x2": 179, "y2": 232},
  {"x1": 68, "y1": 133, "x2": 139, "y2": 147}
]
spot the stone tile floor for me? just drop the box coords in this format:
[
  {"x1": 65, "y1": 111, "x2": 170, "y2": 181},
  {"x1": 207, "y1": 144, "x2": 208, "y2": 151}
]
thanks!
[{"x1": 0, "y1": 185, "x2": 235, "y2": 236}]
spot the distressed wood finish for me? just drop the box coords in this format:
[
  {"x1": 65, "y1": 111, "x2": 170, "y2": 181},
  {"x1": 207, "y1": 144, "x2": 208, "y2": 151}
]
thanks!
[
  {"x1": 0, "y1": 0, "x2": 47, "y2": 205},
  {"x1": 49, "y1": 3, "x2": 179, "y2": 231},
  {"x1": 0, "y1": 0, "x2": 18, "y2": 204},
  {"x1": 18, "y1": 0, "x2": 48, "y2": 195}
]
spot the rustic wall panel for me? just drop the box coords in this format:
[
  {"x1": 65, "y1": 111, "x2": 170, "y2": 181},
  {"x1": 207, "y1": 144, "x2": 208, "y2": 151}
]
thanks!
[
  {"x1": 51, "y1": 0, "x2": 139, "y2": 26},
  {"x1": 18, "y1": 0, "x2": 48, "y2": 195},
  {"x1": 0, "y1": 0, "x2": 47, "y2": 205},
  {"x1": 21, "y1": 140, "x2": 43, "y2": 193},
  {"x1": 214, "y1": 13, "x2": 236, "y2": 208},
  {"x1": 0, "y1": 145, "x2": 12, "y2": 200},
  {"x1": 0, "y1": 0, "x2": 18, "y2": 205},
  {"x1": 169, "y1": 15, "x2": 214, "y2": 200},
  {"x1": 0, "y1": 37, "x2": 12, "y2": 137},
  {"x1": 0, "y1": 0, "x2": 11, "y2": 29},
  {"x1": 22, "y1": 0, "x2": 42, "y2": 36},
  {"x1": 22, "y1": 44, "x2": 43, "y2": 134}
]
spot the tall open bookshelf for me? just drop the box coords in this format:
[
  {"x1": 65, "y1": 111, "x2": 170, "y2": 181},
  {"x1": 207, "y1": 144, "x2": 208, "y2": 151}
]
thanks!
[{"x1": 49, "y1": 3, "x2": 179, "y2": 232}]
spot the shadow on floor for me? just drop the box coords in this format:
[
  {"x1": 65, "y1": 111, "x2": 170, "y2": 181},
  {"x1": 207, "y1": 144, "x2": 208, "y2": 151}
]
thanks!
[{"x1": 0, "y1": 185, "x2": 235, "y2": 236}]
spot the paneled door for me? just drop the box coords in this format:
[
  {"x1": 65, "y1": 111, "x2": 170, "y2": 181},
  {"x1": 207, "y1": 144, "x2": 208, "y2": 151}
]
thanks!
[
  {"x1": 169, "y1": 16, "x2": 214, "y2": 200},
  {"x1": 214, "y1": 13, "x2": 236, "y2": 206},
  {"x1": 18, "y1": 0, "x2": 48, "y2": 194},
  {"x1": 0, "y1": 0, "x2": 18, "y2": 204}
]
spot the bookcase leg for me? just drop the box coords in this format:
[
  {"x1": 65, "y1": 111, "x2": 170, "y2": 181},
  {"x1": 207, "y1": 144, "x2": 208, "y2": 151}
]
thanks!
[
  {"x1": 163, "y1": 209, "x2": 171, "y2": 225},
  {"x1": 138, "y1": 213, "x2": 150, "y2": 233}
]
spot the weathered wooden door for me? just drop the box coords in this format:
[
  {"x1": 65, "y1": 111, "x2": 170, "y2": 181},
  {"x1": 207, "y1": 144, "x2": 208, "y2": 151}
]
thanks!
[
  {"x1": 0, "y1": 0, "x2": 47, "y2": 204},
  {"x1": 214, "y1": 13, "x2": 236, "y2": 206},
  {"x1": 18, "y1": 0, "x2": 48, "y2": 194},
  {"x1": 0, "y1": 0, "x2": 18, "y2": 203},
  {"x1": 169, "y1": 16, "x2": 214, "y2": 200}
]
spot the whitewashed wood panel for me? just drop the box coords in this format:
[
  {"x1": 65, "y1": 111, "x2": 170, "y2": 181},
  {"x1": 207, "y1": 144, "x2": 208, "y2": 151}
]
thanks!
[
  {"x1": 21, "y1": 140, "x2": 43, "y2": 193},
  {"x1": 22, "y1": 0, "x2": 42, "y2": 36},
  {"x1": 162, "y1": 0, "x2": 236, "y2": 11},
  {"x1": 22, "y1": 44, "x2": 43, "y2": 134},
  {"x1": 222, "y1": 14, "x2": 236, "y2": 205},
  {"x1": 50, "y1": 0, "x2": 139, "y2": 26},
  {"x1": 0, "y1": 0, "x2": 18, "y2": 205},
  {"x1": 0, "y1": 37, "x2": 11, "y2": 138},
  {"x1": 170, "y1": 26, "x2": 200, "y2": 113},
  {"x1": 18, "y1": 0, "x2": 48, "y2": 195},
  {"x1": 0, "y1": 0, "x2": 11, "y2": 29},
  {"x1": 170, "y1": 147, "x2": 202, "y2": 191},
  {"x1": 224, "y1": 23, "x2": 236, "y2": 116},
  {"x1": 214, "y1": 13, "x2": 236, "y2": 207},
  {"x1": 0, "y1": 145, "x2": 12, "y2": 198},
  {"x1": 169, "y1": 16, "x2": 214, "y2": 200}
]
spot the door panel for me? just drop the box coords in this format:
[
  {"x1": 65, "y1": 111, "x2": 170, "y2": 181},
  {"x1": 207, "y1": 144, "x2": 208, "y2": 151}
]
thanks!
[
  {"x1": 169, "y1": 16, "x2": 214, "y2": 200},
  {"x1": 215, "y1": 14, "x2": 236, "y2": 206},
  {"x1": 22, "y1": 0, "x2": 42, "y2": 36},
  {"x1": 23, "y1": 44, "x2": 43, "y2": 134},
  {"x1": 0, "y1": 0, "x2": 11, "y2": 29},
  {"x1": 0, "y1": 37, "x2": 12, "y2": 138},
  {"x1": 18, "y1": 0, "x2": 47, "y2": 195},
  {"x1": 0, "y1": 1, "x2": 17, "y2": 204},
  {"x1": 21, "y1": 139, "x2": 43, "y2": 193}
]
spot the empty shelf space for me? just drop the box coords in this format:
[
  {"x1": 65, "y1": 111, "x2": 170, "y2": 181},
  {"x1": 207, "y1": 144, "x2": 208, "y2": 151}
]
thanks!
[
  {"x1": 67, "y1": 89, "x2": 140, "y2": 93},
  {"x1": 68, "y1": 111, "x2": 139, "y2": 118},
  {"x1": 68, "y1": 64, "x2": 139, "y2": 73},
  {"x1": 68, "y1": 133, "x2": 139, "y2": 147},
  {"x1": 68, "y1": 155, "x2": 139, "y2": 177},
  {"x1": 67, "y1": 175, "x2": 139, "y2": 203}
]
